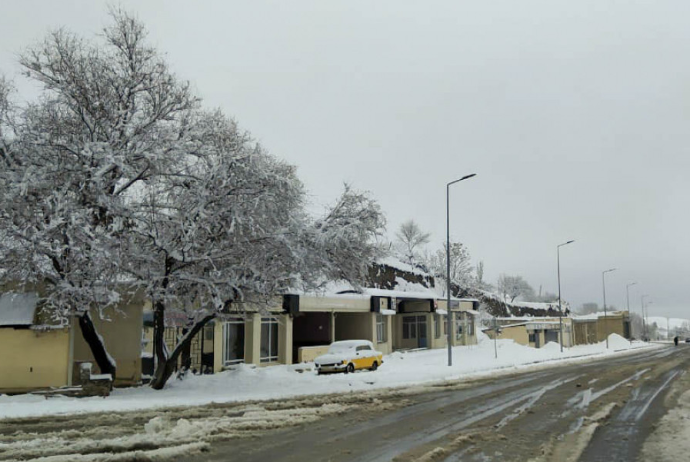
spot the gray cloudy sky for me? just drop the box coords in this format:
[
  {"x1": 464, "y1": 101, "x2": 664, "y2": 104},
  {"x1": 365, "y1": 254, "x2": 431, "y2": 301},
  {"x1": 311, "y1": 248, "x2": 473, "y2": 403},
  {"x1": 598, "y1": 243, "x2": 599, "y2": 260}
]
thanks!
[{"x1": 1, "y1": 1, "x2": 689, "y2": 318}]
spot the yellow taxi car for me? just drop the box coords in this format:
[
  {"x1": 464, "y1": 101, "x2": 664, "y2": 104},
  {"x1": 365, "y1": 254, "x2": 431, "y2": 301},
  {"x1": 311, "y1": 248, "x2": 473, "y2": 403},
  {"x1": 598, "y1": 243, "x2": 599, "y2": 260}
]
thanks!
[{"x1": 314, "y1": 340, "x2": 383, "y2": 375}]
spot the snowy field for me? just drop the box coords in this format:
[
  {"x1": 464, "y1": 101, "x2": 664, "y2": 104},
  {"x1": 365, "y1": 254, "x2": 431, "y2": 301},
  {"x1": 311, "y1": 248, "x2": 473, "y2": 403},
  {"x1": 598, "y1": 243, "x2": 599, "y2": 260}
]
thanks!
[{"x1": 0, "y1": 334, "x2": 657, "y2": 420}]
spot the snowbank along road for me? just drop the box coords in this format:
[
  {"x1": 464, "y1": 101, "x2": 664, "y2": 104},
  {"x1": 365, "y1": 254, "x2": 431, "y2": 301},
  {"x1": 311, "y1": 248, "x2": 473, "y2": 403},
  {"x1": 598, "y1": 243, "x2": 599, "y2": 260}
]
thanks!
[{"x1": 1, "y1": 345, "x2": 688, "y2": 462}]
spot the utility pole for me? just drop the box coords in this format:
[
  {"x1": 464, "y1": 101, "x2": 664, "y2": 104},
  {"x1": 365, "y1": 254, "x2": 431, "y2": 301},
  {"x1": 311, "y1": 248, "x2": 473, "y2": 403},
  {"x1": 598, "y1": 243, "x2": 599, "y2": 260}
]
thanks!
[{"x1": 602, "y1": 268, "x2": 617, "y2": 349}]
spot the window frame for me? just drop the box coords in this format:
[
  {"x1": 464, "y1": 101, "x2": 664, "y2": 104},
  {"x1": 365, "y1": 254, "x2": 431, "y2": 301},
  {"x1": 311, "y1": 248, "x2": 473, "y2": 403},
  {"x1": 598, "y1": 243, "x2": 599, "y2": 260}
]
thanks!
[
  {"x1": 222, "y1": 317, "x2": 245, "y2": 367},
  {"x1": 376, "y1": 314, "x2": 387, "y2": 343},
  {"x1": 260, "y1": 317, "x2": 279, "y2": 363}
]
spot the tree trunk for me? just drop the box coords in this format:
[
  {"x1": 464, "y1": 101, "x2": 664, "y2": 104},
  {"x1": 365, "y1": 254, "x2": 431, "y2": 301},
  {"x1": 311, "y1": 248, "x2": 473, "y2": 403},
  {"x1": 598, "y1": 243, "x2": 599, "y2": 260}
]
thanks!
[
  {"x1": 180, "y1": 327, "x2": 192, "y2": 373},
  {"x1": 78, "y1": 311, "x2": 117, "y2": 379},
  {"x1": 150, "y1": 314, "x2": 215, "y2": 390}
]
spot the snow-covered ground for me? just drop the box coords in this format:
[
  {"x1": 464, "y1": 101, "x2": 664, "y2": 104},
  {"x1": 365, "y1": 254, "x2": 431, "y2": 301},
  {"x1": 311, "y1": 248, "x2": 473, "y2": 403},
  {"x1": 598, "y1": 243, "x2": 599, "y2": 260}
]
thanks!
[{"x1": 0, "y1": 333, "x2": 657, "y2": 420}]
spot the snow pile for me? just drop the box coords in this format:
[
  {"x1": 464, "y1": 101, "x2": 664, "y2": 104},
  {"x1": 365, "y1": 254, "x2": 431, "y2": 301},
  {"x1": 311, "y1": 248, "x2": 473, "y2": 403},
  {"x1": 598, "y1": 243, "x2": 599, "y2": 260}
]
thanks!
[
  {"x1": 541, "y1": 342, "x2": 562, "y2": 352},
  {"x1": 608, "y1": 333, "x2": 633, "y2": 349},
  {"x1": 0, "y1": 337, "x2": 658, "y2": 420}
]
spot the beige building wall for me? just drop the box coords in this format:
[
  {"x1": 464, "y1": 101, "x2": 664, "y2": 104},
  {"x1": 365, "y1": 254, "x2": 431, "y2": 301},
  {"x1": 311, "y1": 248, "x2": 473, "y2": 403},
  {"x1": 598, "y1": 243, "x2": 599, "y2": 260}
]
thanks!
[
  {"x1": 72, "y1": 300, "x2": 144, "y2": 387},
  {"x1": 244, "y1": 313, "x2": 262, "y2": 365},
  {"x1": 377, "y1": 314, "x2": 394, "y2": 355},
  {"x1": 596, "y1": 315, "x2": 626, "y2": 342},
  {"x1": 278, "y1": 314, "x2": 292, "y2": 365},
  {"x1": 221, "y1": 313, "x2": 291, "y2": 368},
  {"x1": 429, "y1": 313, "x2": 447, "y2": 349},
  {"x1": 0, "y1": 327, "x2": 71, "y2": 393},
  {"x1": 335, "y1": 313, "x2": 373, "y2": 341},
  {"x1": 486, "y1": 325, "x2": 531, "y2": 346},
  {"x1": 213, "y1": 321, "x2": 224, "y2": 372}
]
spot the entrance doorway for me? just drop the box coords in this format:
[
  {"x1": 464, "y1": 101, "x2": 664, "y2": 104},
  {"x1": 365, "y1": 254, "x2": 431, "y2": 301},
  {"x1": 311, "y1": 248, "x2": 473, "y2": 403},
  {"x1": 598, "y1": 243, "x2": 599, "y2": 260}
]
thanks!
[{"x1": 402, "y1": 315, "x2": 428, "y2": 349}]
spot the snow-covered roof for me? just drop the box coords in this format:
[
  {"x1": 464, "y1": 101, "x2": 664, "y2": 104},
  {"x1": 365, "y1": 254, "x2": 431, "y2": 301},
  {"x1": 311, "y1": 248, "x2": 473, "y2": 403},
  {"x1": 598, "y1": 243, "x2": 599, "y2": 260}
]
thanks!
[
  {"x1": 573, "y1": 311, "x2": 627, "y2": 321},
  {"x1": 364, "y1": 287, "x2": 437, "y2": 300},
  {"x1": 0, "y1": 293, "x2": 39, "y2": 327}
]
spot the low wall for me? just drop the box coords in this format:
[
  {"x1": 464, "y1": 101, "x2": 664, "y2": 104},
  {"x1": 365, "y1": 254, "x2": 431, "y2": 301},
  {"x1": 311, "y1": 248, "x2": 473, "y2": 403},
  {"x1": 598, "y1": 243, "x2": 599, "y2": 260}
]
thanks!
[{"x1": 298, "y1": 345, "x2": 330, "y2": 363}]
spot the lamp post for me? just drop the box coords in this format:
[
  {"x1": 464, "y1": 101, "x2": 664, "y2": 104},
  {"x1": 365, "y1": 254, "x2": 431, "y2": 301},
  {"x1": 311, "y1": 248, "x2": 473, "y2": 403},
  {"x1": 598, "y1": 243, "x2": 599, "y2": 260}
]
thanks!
[
  {"x1": 602, "y1": 268, "x2": 617, "y2": 349},
  {"x1": 646, "y1": 301, "x2": 653, "y2": 339},
  {"x1": 446, "y1": 173, "x2": 476, "y2": 367},
  {"x1": 557, "y1": 240, "x2": 575, "y2": 352},
  {"x1": 641, "y1": 294, "x2": 649, "y2": 341},
  {"x1": 626, "y1": 282, "x2": 636, "y2": 338}
]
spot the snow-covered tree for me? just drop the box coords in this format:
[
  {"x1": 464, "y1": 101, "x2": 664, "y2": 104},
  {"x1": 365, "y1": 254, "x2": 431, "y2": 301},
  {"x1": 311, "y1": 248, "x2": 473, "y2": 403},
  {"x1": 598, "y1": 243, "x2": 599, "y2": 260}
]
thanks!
[
  {"x1": 0, "y1": 10, "x2": 387, "y2": 391},
  {"x1": 0, "y1": 9, "x2": 197, "y2": 378},
  {"x1": 125, "y1": 111, "x2": 386, "y2": 388},
  {"x1": 394, "y1": 220, "x2": 430, "y2": 267},
  {"x1": 427, "y1": 240, "x2": 475, "y2": 296},
  {"x1": 496, "y1": 274, "x2": 534, "y2": 303},
  {"x1": 475, "y1": 260, "x2": 493, "y2": 291}
]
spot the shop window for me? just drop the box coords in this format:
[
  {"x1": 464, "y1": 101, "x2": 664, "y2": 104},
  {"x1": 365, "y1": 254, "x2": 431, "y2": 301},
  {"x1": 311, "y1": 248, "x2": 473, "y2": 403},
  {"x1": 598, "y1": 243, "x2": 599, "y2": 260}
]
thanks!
[
  {"x1": 402, "y1": 316, "x2": 417, "y2": 339},
  {"x1": 223, "y1": 318, "x2": 245, "y2": 366},
  {"x1": 261, "y1": 317, "x2": 279, "y2": 363},
  {"x1": 434, "y1": 315, "x2": 441, "y2": 339},
  {"x1": 376, "y1": 314, "x2": 387, "y2": 343},
  {"x1": 528, "y1": 333, "x2": 536, "y2": 343},
  {"x1": 467, "y1": 314, "x2": 475, "y2": 336}
]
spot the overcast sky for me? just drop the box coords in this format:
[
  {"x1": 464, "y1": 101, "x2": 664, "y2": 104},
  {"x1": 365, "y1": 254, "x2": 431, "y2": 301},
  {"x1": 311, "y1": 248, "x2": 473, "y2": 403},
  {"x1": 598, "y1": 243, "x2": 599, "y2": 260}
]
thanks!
[{"x1": 1, "y1": 1, "x2": 689, "y2": 318}]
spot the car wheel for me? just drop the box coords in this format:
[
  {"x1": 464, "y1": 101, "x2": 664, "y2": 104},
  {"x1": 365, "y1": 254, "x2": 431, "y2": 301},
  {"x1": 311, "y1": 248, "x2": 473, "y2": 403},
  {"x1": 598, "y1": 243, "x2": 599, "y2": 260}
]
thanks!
[
  {"x1": 345, "y1": 363, "x2": 355, "y2": 374},
  {"x1": 370, "y1": 361, "x2": 378, "y2": 371}
]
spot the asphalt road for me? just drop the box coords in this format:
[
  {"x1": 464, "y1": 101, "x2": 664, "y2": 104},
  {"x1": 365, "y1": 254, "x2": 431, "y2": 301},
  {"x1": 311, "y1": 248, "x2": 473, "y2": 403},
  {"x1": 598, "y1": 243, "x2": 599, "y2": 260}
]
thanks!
[
  {"x1": 189, "y1": 344, "x2": 690, "y2": 462},
  {"x1": 2, "y1": 344, "x2": 687, "y2": 462}
]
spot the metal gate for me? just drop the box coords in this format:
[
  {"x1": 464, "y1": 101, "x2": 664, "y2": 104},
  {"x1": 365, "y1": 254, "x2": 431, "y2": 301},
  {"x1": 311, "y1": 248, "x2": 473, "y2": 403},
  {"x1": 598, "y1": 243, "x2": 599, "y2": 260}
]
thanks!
[{"x1": 159, "y1": 324, "x2": 215, "y2": 374}]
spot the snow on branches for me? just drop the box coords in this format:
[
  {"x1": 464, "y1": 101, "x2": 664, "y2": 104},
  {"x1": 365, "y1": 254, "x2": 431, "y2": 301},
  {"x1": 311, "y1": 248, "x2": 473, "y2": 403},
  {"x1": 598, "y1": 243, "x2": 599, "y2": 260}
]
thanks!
[{"x1": 0, "y1": 10, "x2": 387, "y2": 389}]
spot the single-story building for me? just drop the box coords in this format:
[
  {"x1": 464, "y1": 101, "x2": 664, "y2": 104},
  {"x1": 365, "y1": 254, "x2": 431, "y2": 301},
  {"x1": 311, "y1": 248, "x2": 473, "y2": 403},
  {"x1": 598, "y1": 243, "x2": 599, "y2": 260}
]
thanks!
[
  {"x1": 572, "y1": 311, "x2": 631, "y2": 344},
  {"x1": 484, "y1": 317, "x2": 573, "y2": 348},
  {"x1": 0, "y1": 291, "x2": 144, "y2": 394},
  {"x1": 205, "y1": 291, "x2": 480, "y2": 372}
]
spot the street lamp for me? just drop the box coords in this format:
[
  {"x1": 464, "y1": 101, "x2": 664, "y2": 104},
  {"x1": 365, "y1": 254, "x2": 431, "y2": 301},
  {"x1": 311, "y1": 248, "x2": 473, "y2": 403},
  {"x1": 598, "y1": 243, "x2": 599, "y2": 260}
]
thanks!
[
  {"x1": 626, "y1": 282, "x2": 636, "y2": 338},
  {"x1": 557, "y1": 240, "x2": 575, "y2": 352},
  {"x1": 446, "y1": 173, "x2": 476, "y2": 367},
  {"x1": 641, "y1": 294, "x2": 649, "y2": 340},
  {"x1": 646, "y1": 301, "x2": 654, "y2": 339},
  {"x1": 602, "y1": 268, "x2": 617, "y2": 349}
]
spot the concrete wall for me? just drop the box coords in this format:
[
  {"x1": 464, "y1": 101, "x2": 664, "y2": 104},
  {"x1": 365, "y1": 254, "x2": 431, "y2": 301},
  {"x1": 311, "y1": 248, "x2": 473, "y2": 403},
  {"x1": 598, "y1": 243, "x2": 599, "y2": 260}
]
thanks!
[
  {"x1": 0, "y1": 327, "x2": 71, "y2": 393},
  {"x1": 72, "y1": 301, "x2": 143, "y2": 387}
]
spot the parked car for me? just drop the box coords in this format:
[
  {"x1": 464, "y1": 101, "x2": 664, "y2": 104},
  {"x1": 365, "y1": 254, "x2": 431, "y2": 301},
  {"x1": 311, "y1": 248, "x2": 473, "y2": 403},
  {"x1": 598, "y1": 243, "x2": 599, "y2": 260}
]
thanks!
[
  {"x1": 685, "y1": 338, "x2": 690, "y2": 343},
  {"x1": 314, "y1": 340, "x2": 383, "y2": 375}
]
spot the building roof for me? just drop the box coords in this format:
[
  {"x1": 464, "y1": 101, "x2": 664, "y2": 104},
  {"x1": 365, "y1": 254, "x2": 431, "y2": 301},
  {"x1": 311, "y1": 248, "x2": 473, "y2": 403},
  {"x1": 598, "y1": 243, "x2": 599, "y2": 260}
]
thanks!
[{"x1": 0, "y1": 292, "x2": 39, "y2": 327}]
